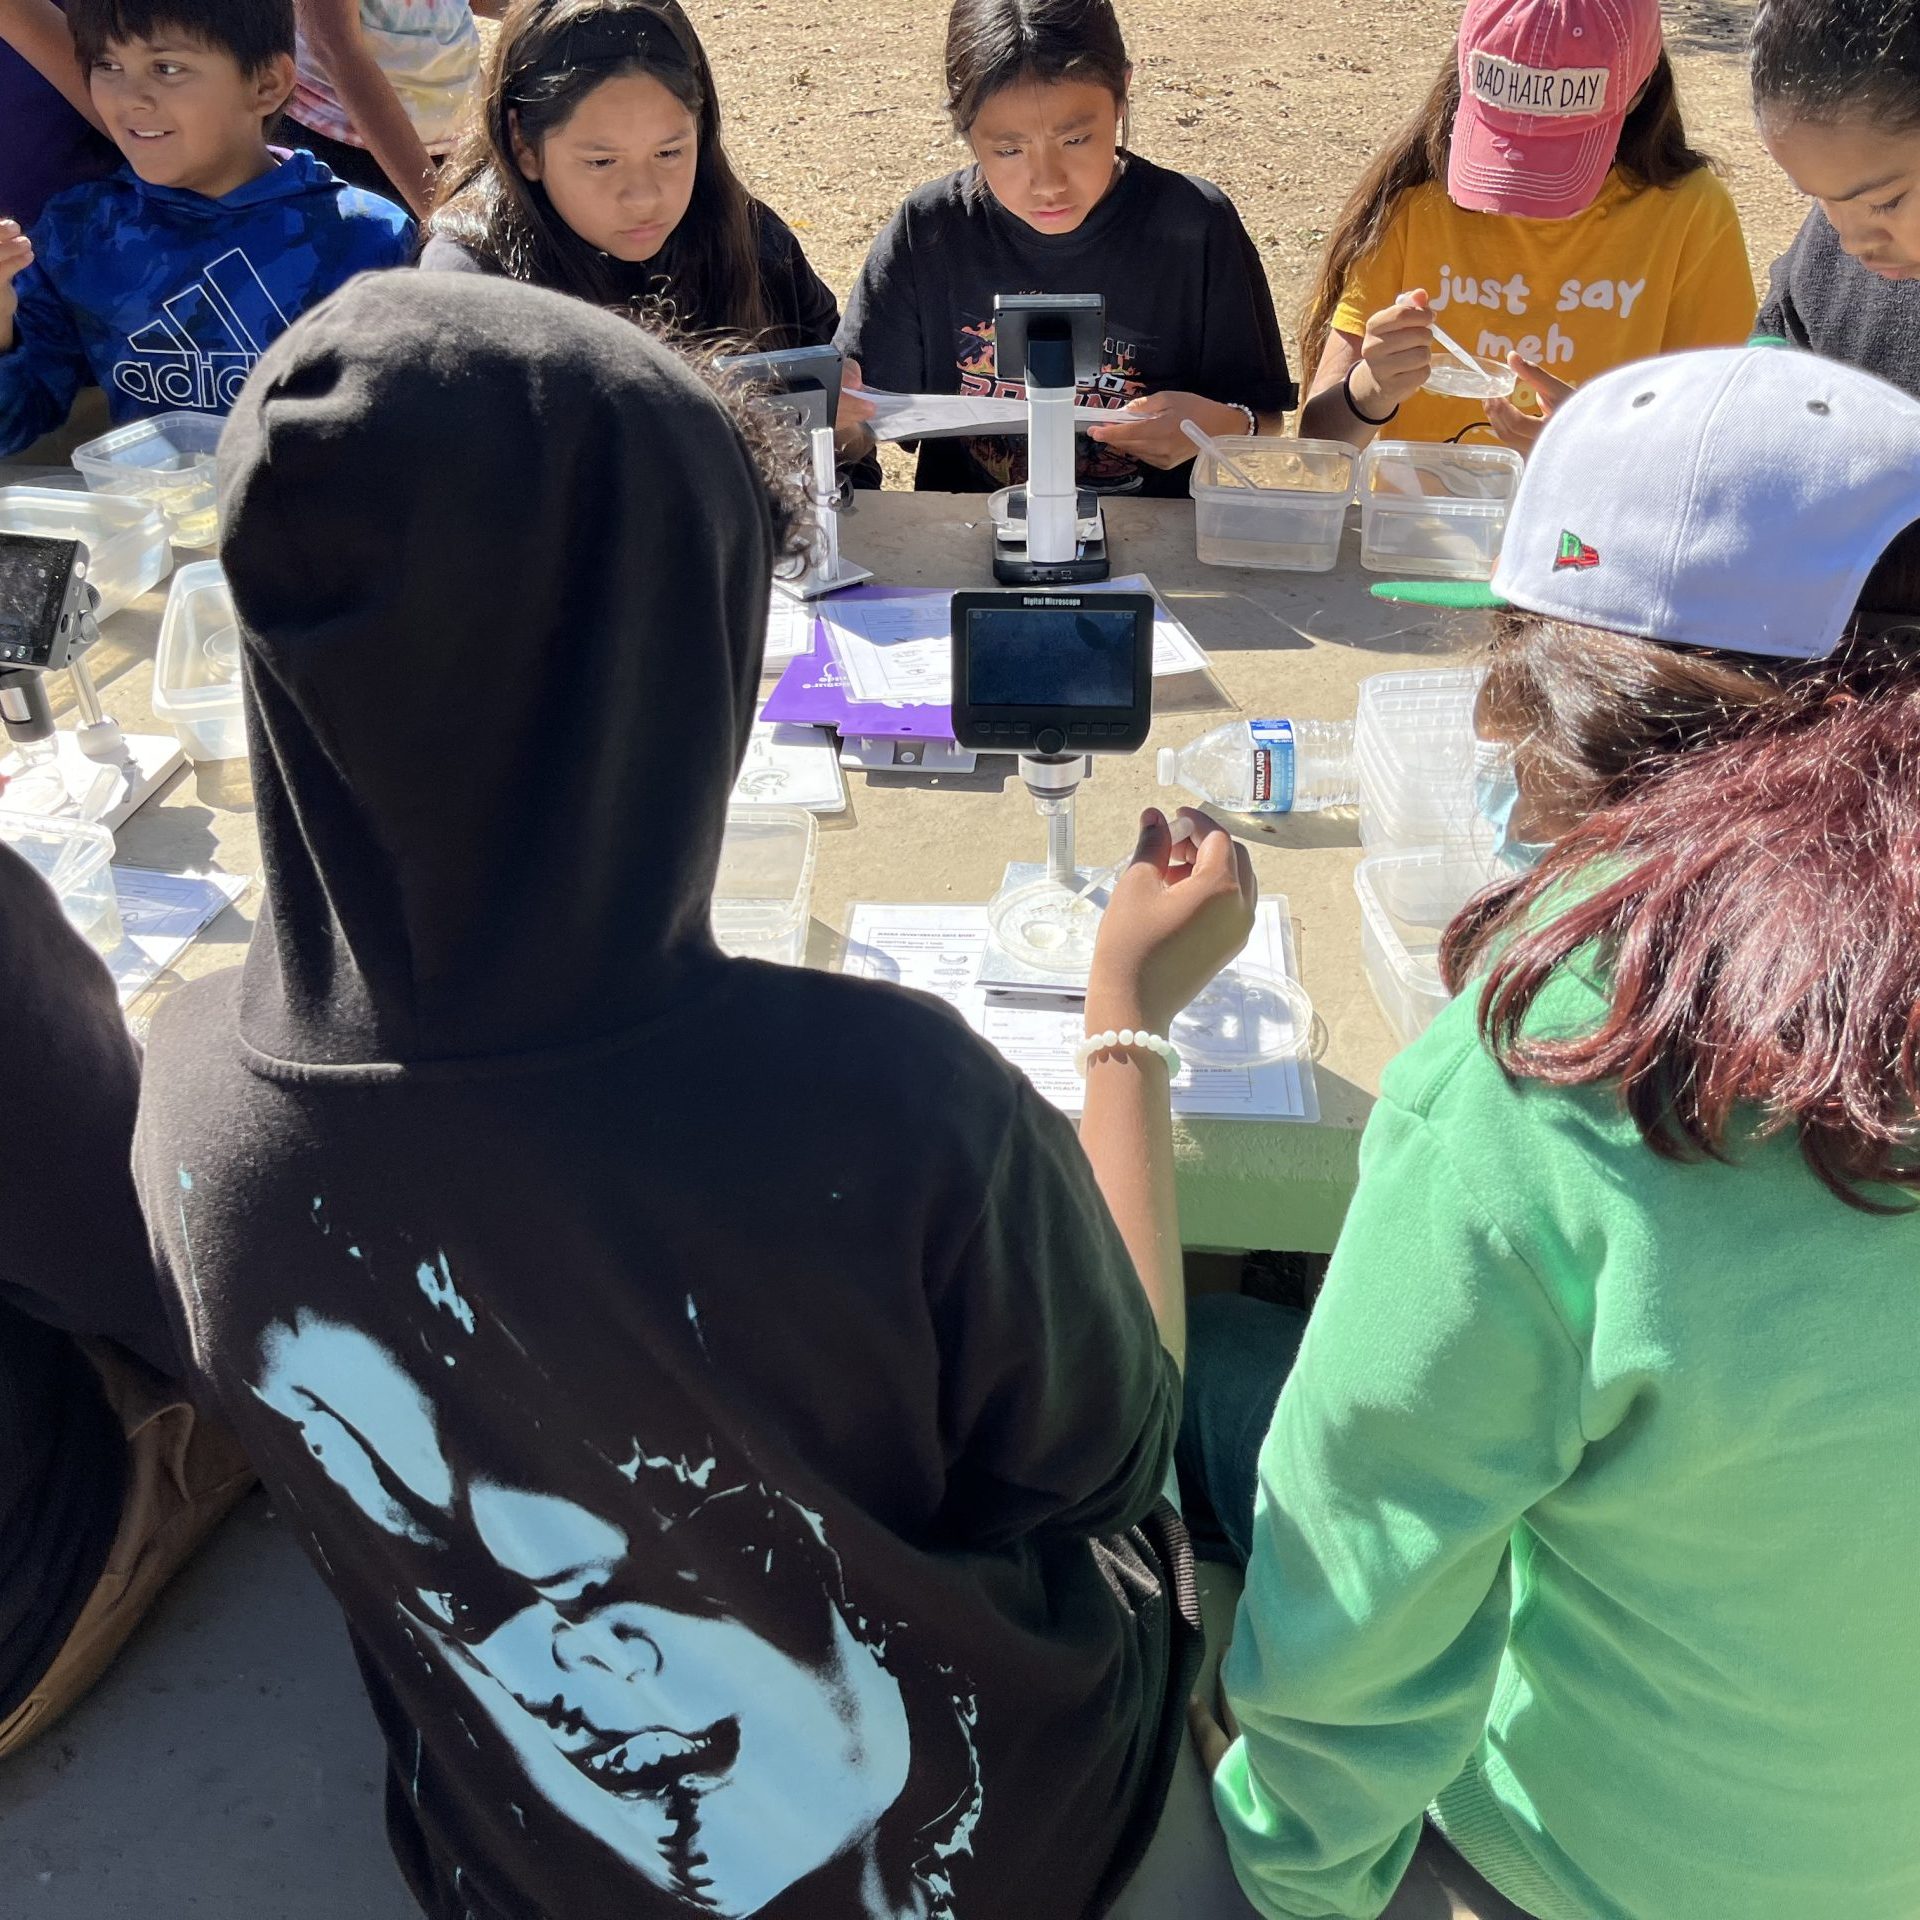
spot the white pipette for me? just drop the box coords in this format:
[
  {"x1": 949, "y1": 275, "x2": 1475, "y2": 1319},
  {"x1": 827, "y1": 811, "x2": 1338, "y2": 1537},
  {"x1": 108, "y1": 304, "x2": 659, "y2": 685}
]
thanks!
[
  {"x1": 1398, "y1": 290, "x2": 1488, "y2": 383},
  {"x1": 1179, "y1": 416, "x2": 1266, "y2": 490},
  {"x1": 1067, "y1": 815, "x2": 1201, "y2": 908}
]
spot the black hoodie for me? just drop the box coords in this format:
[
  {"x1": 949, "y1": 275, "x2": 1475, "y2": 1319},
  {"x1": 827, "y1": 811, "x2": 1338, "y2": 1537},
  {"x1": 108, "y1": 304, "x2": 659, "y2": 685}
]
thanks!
[{"x1": 133, "y1": 273, "x2": 1193, "y2": 1920}]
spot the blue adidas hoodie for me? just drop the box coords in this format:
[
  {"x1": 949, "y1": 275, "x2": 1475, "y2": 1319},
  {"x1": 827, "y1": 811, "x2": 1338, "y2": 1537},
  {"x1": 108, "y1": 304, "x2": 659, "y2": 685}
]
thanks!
[{"x1": 1, "y1": 150, "x2": 413, "y2": 456}]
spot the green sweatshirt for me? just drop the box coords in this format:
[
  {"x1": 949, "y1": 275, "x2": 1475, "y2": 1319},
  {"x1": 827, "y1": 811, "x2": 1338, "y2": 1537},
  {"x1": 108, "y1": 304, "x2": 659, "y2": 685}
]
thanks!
[{"x1": 1214, "y1": 955, "x2": 1920, "y2": 1920}]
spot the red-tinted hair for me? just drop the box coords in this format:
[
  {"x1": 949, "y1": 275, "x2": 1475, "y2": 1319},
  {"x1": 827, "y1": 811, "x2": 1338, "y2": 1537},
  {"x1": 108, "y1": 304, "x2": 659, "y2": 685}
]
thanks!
[{"x1": 1442, "y1": 523, "x2": 1920, "y2": 1208}]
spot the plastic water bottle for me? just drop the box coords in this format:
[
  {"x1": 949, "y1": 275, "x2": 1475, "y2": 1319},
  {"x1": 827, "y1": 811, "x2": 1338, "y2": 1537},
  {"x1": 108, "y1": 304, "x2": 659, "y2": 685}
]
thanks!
[{"x1": 1157, "y1": 718, "x2": 1357, "y2": 813}]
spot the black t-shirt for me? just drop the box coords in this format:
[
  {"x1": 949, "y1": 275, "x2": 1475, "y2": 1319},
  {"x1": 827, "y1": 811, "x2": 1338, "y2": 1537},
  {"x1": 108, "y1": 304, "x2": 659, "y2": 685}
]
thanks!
[
  {"x1": 838, "y1": 155, "x2": 1295, "y2": 496},
  {"x1": 1756, "y1": 207, "x2": 1920, "y2": 400},
  {"x1": 420, "y1": 198, "x2": 841, "y2": 351}
]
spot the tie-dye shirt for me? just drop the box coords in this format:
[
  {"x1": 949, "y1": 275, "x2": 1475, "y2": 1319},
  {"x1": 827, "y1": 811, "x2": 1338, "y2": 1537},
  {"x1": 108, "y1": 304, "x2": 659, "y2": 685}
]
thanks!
[
  {"x1": 1, "y1": 153, "x2": 413, "y2": 456},
  {"x1": 290, "y1": 0, "x2": 481, "y2": 154}
]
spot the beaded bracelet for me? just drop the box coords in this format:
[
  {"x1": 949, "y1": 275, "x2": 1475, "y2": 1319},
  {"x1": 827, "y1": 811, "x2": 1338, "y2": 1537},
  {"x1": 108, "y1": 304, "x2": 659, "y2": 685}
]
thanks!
[
  {"x1": 1073, "y1": 1028, "x2": 1184, "y2": 1080},
  {"x1": 1224, "y1": 401, "x2": 1259, "y2": 438}
]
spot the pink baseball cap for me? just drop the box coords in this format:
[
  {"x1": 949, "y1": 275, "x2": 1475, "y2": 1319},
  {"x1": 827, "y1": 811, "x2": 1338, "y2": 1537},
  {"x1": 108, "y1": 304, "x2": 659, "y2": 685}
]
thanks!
[{"x1": 1448, "y1": 0, "x2": 1664, "y2": 220}]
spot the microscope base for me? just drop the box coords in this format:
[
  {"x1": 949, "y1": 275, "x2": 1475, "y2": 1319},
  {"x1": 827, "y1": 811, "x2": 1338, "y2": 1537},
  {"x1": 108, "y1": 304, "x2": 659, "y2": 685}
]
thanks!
[
  {"x1": 773, "y1": 562, "x2": 874, "y2": 603},
  {"x1": 0, "y1": 728, "x2": 185, "y2": 831},
  {"x1": 988, "y1": 487, "x2": 1111, "y2": 586},
  {"x1": 978, "y1": 860, "x2": 1111, "y2": 1001}
]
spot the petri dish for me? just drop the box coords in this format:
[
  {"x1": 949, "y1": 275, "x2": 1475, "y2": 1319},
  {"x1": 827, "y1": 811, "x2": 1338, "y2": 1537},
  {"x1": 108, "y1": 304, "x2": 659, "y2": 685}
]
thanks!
[
  {"x1": 1424, "y1": 352, "x2": 1519, "y2": 401},
  {"x1": 987, "y1": 873, "x2": 1110, "y2": 975},
  {"x1": 1170, "y1": 964, "x2": 1313, "y2": 1068}
]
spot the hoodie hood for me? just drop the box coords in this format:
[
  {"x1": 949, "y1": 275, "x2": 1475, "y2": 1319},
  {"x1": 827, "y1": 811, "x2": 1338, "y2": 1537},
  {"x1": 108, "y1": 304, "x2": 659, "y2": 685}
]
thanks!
[
  {"x1": 115, "y1": 146, "x2": 349, "y2": 216},
  {"x1": 218, "y1": 271, "x2": 772, "y2": 1068}
]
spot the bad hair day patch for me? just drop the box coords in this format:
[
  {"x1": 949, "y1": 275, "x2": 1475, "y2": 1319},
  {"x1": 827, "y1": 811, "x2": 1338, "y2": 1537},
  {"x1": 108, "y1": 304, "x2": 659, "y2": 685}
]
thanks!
[{"x1": 1469, "y1": 52, "x2": 1610, "y2": 116}]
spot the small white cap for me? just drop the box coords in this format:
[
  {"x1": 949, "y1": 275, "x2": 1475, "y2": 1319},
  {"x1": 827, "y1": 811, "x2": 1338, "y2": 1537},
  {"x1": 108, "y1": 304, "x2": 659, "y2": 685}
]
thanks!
[{"x1": 1156, "y1": 747, "x2": 1177, "y2": 786}]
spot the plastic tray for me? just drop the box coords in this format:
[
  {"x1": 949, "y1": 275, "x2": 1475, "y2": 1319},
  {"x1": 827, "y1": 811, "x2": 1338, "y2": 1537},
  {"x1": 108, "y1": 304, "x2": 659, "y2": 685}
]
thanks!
[
  {"x1": 0, "y1": 485, "x2": 172, "y2": 621},
  {"x1": 1354, "y1": 847, "x2": 1495, "y2": 1045},
  {"x1": 152, "y1": 561, "x2": 246, "y2": 762},
  {"x1": 71, "y1": 410, "x2": 225, "y2": 549},
  {"x1": 1189, "y1": 437, "x2": 1353, "y2": 573},
  {"x1": 1353, "y1": 668, "x2": 1495, "y2": 855},
  {"x1": 712, "y1": 806, "x2": 817, "y2": 966},
  {"x1": 0, "y1": 807, "x2": 122, "y2": 951},
  {"x1": 1358, "y1": 442, "x2": 1523, "y2": 581}
]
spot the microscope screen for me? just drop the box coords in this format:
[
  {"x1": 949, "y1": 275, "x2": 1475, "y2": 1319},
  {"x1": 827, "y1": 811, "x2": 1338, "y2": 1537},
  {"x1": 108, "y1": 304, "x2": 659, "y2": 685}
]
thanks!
[
  {"x1": 0, "y1": 537, "x2": 75, "y2": 665},
  {"x1": 968, "y1": 607, "x2": 1136, "y2": 709}
]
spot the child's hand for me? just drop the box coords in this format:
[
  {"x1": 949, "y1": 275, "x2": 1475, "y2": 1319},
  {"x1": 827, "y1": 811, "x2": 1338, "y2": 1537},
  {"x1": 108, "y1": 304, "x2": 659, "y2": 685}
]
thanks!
[
  {"x1": 1349, "y1": 290, "x2": 1437, "y2": 420},
  {"x1": 1487, "y1": 354, "x2": 1575, "y2": 454},
  {"x1": 1085, "y1": 393, "x2": 1243, "y2": 470},
  {"x1": 835, "y1": 357, "x2": 877, "y2": 460},
  {"x1": 1087, "y1": 808, "x2": 1256, "y2": 1036},
  {"x1": 0, "y1": 220, "x2": 33, "y2": 343}
]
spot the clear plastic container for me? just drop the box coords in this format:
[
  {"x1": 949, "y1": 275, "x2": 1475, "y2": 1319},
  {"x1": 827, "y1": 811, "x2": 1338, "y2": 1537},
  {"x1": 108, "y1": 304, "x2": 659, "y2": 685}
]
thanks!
[
  {"x1": 1359, "y1": 442, "x2": 1523, "y2": 581},
  {"x1": 1424, "y1": 349, "x2": 1518, "y2": 401},
  {"x1": 0, "y1": 807, "x2": 122, "y2": 951},
  {"x1": 152, "y1": 561, "x2": 246, "y2": 762},
  {"x1": 0, "y1": 486, "x2": 172, "y2": 620},
  {"x1": 712, "y1": 806, "x2": 816, "y2": 966},
  {"x1": 1353, "y1": 847, "x2": 1494, "y2": 1045},
  {"x1": 71, "y1": 411, "x2": 225, "y2": 549},
  {"x1": 1189, "y1": 437, "x2": 1353, "y2": 573},
  {"x1": 1353, "y1": 668, "x2": 1495, "y2": 856},
  {"x1": 1171, "y1": 964, "x2": 1313, "y2": 1067}
]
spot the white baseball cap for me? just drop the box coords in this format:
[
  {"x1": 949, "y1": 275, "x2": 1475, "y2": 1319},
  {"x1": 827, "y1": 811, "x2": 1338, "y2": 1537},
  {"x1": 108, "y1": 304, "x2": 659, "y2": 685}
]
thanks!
[{"x1": 1374, "y1": 347, "x2": 1920, "y2": 659}]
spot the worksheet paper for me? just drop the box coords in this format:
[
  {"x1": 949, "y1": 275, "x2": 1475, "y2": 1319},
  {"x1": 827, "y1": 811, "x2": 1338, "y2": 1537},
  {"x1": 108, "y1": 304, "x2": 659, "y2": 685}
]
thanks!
[
  {"x1": 850, "y1": 387, "x2": 1119, "y2": 442},
  {"x1": 762, "y1": 592, "x2": 818, "y2": 667},
  {"x1": 730, "y1": 720, "x2": 846, "y2": 812},
  {"x1": 842, "y1": 898, "x2": 1317, "y2": 1122},
  {"x1": 821, "y1": 574, "x2": 1210, "y2": 707},
  {"x1": 108, "y1": 867, "x2": 249, "y2": 1008}
]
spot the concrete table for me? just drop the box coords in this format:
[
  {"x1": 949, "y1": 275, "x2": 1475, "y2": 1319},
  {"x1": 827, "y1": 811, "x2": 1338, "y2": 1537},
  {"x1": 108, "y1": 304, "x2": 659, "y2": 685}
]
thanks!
[{"x1": 41, "y1": 488, "x2": 1464, "y2": 1252}]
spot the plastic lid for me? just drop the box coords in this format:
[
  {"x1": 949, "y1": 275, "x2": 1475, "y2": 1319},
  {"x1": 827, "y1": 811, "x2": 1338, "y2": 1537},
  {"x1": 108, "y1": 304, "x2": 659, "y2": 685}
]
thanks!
[
  {"x1": 1156, "y1": 747, "x2": 1177, "y2": 785},
  {"x1": 1171, "y1": 963, "x2": 1313, "y2": 1068}
]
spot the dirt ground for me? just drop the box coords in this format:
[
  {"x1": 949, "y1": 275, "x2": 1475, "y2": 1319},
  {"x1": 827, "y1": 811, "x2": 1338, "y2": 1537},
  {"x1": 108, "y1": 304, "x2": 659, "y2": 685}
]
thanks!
[{"x1": 698, "y1": 0, "x2": 1802, "y2": 380}]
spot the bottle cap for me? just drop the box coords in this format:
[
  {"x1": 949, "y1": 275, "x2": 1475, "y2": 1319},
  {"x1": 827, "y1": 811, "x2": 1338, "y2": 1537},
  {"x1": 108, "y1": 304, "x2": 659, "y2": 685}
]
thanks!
[{"x1": 1156, "y1": 747, "x2": 1177, "y2": 785}]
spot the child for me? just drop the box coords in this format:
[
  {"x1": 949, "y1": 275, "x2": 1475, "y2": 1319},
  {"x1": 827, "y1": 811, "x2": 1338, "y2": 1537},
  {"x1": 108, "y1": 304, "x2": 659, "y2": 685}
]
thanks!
[
  {"x1": 0, "y1": 0, "x2": 413, "y2": 457},
  {"x1": 837, "y1": 0, "x2": 1293, "y2": 497},
  {"x1": 1299, "y1": 0, "x2": 1755, "y2": 452},
  {"x1": 284, "y1": 0, "x2": 483, "y2": 219},
  {"x1": 1751, "y1": 0, "x2": 1920, "y2": 398},
  {"x1": 0, "y1": 829, "x2": 252, "y2": 1762},
  {"x1": 1185, "y1": 347, "x2": 1920, "y2": 1919},
  {"x1": 423, "y1": 0, "x2": 840, "y2": 351},
  {"x1": 132, "y1": 267, "x2": 1258, "y2": 1920}
]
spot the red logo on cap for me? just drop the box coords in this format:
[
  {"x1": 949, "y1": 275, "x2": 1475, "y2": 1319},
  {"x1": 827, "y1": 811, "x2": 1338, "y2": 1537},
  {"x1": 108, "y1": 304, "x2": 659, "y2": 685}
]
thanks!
[{"x1": 1555, "y1": 530, "x2": 1599, "y2": 572}]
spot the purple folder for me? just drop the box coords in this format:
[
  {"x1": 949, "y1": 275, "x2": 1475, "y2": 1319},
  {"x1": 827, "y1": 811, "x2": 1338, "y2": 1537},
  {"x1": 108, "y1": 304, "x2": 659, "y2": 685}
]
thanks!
[{"x1": 759, "y1": 586, "x2": 956, "y2": 742}]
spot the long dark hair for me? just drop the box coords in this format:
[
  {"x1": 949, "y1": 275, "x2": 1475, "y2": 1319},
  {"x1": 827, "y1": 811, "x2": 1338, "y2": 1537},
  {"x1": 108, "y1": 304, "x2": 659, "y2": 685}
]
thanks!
[
  {"x1": 1751, "y1": 0, "x2": 1920, "y2": 133},
  {"x1": 427, "y1": 0, "x2": 770, "y2": 340},
  {"x1": 1441, "y1": 523, "x2": 1920, "y2": 1208},
  {"x1": 1300, "y1": 51, "x2": 1712, "y2": 373},
  {"x1": 943, "y1": 0, "x2": 1131, "y2": 134}
]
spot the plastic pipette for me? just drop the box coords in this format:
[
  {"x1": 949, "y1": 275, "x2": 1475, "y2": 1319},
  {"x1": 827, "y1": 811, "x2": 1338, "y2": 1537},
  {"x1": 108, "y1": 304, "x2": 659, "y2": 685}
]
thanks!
[
  {"x1": 1179, "y1": 416, "x2": 1267, "y2": 490},
  {"x1": 1397, "y1": 290, "x2": 1488, "y2": 383}
]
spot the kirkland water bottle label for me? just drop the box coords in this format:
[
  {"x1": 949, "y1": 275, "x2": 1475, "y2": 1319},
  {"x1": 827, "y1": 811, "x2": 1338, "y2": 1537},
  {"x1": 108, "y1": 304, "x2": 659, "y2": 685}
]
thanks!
[{"x1": 1248, "y1": 718, "x2": 1296, "y2": 811}]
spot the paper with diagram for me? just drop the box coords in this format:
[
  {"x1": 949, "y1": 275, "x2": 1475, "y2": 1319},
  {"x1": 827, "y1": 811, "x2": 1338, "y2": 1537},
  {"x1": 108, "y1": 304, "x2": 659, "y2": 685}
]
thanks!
[{"x1": 841, "y1": 898, "x2": 1316, "y2": 1122}]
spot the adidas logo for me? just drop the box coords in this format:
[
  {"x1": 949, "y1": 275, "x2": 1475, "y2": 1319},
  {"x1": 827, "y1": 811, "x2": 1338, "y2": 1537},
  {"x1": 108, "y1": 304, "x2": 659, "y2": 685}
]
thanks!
[{"x1": 110, "y1": 248, "x2": 289, "y2": 411}]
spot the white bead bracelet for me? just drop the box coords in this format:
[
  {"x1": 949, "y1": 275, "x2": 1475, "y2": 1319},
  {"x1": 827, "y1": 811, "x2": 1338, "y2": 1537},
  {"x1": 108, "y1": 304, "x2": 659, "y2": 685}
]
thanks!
[{"x1": 1072, "y1": 1028, "x2": 1184, "y2": 1080}]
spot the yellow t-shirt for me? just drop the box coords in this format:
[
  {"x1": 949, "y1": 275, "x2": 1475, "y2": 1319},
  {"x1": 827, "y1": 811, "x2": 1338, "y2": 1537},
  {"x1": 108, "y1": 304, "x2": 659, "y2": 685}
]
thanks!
[{"x1": 1331, "y1": 169, "x2": 1756, "y2": 443}]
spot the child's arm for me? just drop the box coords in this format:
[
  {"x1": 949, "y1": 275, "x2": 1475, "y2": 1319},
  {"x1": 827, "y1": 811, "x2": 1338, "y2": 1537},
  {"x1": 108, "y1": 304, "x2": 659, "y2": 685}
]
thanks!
[
  {"x1": 1079, "y1": 809, "x2": 1256, "y2": 1368},
  {"x1": 0, "y1": 225, "x2": 93, "y2": 456},
  {"x1": 1299, "y1": 293, "x2": 1437, "y2": 449},
  {"x1": 0, "y1": 0, "x2": 103, "y2": 132},
  {"x1": 295, "y1": 0, "x2": 437, "y2": 219}
]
